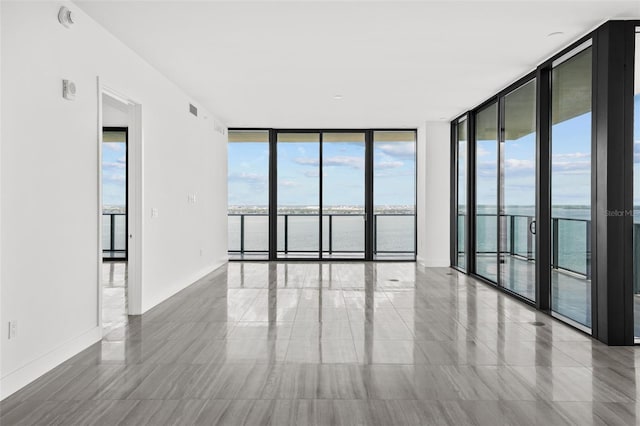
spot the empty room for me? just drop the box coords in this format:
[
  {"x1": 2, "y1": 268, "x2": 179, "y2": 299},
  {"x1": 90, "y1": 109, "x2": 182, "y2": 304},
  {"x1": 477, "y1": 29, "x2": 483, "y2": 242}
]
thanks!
[{"x1": 2, "y1": 1, "x2": 640, "y2": 425}]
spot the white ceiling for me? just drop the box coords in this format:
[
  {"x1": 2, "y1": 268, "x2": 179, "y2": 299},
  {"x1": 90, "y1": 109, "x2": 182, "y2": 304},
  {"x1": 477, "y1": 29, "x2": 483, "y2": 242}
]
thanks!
[{"x1": 76, "y1": 1, "x2": 640, "y2": 128}]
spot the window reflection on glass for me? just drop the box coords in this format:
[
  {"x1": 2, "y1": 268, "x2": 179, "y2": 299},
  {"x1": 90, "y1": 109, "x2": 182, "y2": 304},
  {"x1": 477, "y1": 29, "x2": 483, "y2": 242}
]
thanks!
[
  {"x1": 500, "y1": 79, "x2": 537, "y2": 301},
  {"x1": 550, "y1": 46, "x2": 592, "y2": 329},
  {"x1": 475, "y1": 103, "x2": 498, "y2": 282}
]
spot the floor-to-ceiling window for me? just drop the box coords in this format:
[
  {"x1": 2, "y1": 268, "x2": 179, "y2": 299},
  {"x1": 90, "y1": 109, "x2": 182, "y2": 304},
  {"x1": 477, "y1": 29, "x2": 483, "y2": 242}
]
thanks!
[
  {"x1": 475, "y1": 103, "x2": 498, "y2": 282},
  {"x1": 633, "y1": 27, "x2": 640, "y2": 341},
  {"x1": 323, "y1": 132, "x2": 366, "y2": 259},
  {"x1": 373, "y1": 131, "x2": 416, "y2": 259},
  {"x1": 455, "y1": 118, "x2": 468, "y2": 270},
  {"x1": 451, "y1": 21, "x2": 639, "y2": 345},
  {"x1": 228, "y1": 129, "x2": 416, "y2": 260},
  {"x1": 550, "y1": 44, "x2": 593, "y2": 330},
  {"x1": 228, "y1": 130, "x2": 270, "y2": 259},
  {"x1": 500, "y1": 79, "x2": 537, "y2": 301},
  {"x1": 277, "y1": 132, "x2": 321, "y2": 258}
]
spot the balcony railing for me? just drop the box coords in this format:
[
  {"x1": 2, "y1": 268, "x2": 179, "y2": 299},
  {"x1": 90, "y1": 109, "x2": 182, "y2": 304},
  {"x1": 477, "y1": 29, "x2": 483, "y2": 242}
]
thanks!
[
  {"x1": 462, "y1": 213, "x2": 592, "y2": 278},
  {"x1": 102, "y1": 213, "x2": 127, "y2": 259},
  {"x1": 228, "y1": 213, "x2": 415, "y2": 255}
]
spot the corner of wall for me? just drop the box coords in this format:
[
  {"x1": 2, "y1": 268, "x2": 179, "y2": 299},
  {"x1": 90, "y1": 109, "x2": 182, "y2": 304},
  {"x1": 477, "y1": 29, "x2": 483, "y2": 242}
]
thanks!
[{"x1": 0, "y1": 326, "x2": 101, "y2": 400}]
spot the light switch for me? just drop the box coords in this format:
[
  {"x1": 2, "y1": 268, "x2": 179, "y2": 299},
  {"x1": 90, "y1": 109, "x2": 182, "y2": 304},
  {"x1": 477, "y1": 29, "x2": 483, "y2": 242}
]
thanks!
[{"x1": 151, "y1": 208, "x2": 158, "y2": 218}]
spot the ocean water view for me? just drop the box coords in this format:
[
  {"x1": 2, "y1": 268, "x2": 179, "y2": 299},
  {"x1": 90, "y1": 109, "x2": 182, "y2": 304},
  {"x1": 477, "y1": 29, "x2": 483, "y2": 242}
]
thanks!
[{"x1": 228, "y1": 205, "x2": 416, "y2": 254}]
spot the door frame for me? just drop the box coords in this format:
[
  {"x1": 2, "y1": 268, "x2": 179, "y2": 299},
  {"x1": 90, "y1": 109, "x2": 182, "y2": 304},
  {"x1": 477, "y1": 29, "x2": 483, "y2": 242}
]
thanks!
[{"x1": 97, "y1": 78, "x2": 143, "y2": 323}]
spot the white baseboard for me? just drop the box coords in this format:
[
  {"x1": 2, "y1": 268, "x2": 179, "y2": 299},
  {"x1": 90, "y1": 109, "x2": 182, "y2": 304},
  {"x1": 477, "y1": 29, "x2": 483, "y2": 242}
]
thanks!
[
  {"x1": 0, "y1": 326, "x2": 101, "y2": 401},
  {"x1": 141, "y1": 257, "x2": 228, "y2": 314}
]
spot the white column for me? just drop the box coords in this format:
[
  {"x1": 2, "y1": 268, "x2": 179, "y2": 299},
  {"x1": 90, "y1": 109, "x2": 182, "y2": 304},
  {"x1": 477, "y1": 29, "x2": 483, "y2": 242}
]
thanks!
[{"x1": 417, "y1": 121, "x2": 450, "y2": 267}]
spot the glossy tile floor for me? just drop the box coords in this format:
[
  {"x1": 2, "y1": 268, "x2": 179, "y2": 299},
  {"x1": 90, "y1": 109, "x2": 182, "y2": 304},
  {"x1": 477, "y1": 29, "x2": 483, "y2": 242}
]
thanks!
[
  {"x1": 102, "y1": 262, "x2": 128, "y2": 336},
  {"x1": 476, "y1": 255, "x2": 593, "y2": 327},
  {"x1": 4, "y1": 262, "x2": 640, "y2": 425}
]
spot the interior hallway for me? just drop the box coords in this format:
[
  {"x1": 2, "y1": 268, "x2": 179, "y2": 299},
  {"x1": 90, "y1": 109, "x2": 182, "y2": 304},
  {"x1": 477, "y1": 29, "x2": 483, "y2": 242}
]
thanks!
[{"x1": 2, "y1": 262, "x2": 639, "y2": 425}]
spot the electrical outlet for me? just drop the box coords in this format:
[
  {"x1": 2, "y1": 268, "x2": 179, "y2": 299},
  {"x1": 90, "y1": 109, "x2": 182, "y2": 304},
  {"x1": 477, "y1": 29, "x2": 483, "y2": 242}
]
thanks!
[{"x1": 8, "y1": 321, "x2": 17, "y2": 340}]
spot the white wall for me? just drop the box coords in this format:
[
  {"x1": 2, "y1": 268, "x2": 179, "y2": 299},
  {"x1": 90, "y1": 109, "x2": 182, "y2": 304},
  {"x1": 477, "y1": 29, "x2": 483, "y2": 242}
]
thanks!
[
  {"x1": 1, "y1": 1, "x2": 228, "y2": 399},
  {"x1": 103, "y1": 94, "x2": 130, "y2": 127},
  {"x1": 417, "y1": 122, "x2": 450, "y2": 267}
]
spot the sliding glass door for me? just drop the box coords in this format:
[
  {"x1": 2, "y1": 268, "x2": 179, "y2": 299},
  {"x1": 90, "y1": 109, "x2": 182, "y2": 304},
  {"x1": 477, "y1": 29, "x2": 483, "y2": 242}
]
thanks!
[
  {"x1": 322, "y1": 132, "x2": 366, "y2": 259},
  {"x1": 277, "y1": 132, "x2": 321, "y2": 258},
  {"x1": 550, "y1": 45, "x2": 593, "y2": 330},
  {"x1": 455, "y1": 119, "x2": 468, "y2": 270},
  {"x1": 373, "y1": 131, "x2": 416, "y2": 259},
  {"x1": 475, "y1": 103, "x2": 498, "y2": 281},
  {"x1": 228, "y1": 129, "x2": 416, "y2": 260},
  {"x1": 499, "y1": 79, "x2": 537, "y2": 301},
  {"x1": 228, "y1": 130, "x2": 270, "y2": 259}
]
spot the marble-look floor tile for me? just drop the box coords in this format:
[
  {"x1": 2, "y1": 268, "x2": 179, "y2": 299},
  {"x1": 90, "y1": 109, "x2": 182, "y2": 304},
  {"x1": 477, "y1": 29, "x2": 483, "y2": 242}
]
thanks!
[{"x1": 5, "y1": 261, "x2": 640, "y2": 426}]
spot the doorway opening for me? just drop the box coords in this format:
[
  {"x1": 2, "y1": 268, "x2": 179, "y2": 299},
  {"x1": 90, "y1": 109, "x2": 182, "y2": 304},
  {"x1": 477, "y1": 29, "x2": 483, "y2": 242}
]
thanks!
[
  {"x1": 101, "y1": 125, "x2": 128, "y2": 335},
  {"x1": 101, "y1": 93, "x2": 131, "y2": 337}
]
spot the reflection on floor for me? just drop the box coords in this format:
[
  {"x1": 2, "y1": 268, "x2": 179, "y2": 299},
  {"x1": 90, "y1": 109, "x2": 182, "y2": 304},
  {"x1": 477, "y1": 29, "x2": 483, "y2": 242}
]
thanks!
[
  {"x1": 4, "y1": 262, "x2": 640, "y2": 425},
  {"x1": 102, "y1": 261, "x2": 128, "y2": 336},
  {"x1": 476, "y1": 254, "x2": 592, "y2": 328}
]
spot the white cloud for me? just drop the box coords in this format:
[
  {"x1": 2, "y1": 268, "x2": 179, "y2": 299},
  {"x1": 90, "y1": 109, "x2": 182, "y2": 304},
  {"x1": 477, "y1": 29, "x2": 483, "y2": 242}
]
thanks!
[
  {"x1": 375, "y1": 161, "x2": 404, "y2": 170},
  {"x1": 552, "y1": 152, "x2": 590, "y2": 160},
  {"x1": 103, "y1": 161, "x2": 125, "y2": 170},
  {"x1": 279, "y1": 179, "x2": 298, "y2": 187},
  {"x1": 104, "y1": 144, "x2": 122, "y2": 152},
  {"x1": 476, "y1": 146, "x2": 491, "y2": 157},
  {"x1": 294, "y1": 156, "x2": 364, "y2": 169},
  {"x1": 377, "y1": 142, "x2": 415, "y2": 159},
  {"x1": 505, "y1": 158, "x2": 535, "y2": 171},
  {"x1": 228, "y1": 172, "x2": 267, "y2": 184}
]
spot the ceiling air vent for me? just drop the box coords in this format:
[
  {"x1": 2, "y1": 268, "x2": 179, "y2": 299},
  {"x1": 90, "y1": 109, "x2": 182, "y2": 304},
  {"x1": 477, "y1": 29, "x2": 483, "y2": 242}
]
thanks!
[{"x1": 189, "y1": 103, "x2": 198, "y2": 117}]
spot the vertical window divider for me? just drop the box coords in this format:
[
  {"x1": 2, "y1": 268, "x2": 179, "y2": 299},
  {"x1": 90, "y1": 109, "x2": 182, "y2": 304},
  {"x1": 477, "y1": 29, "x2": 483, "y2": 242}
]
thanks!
[
  {"x1": 450, "y1": 123, "x2": 458, "y2": 267},
  {"x1": 497, "y1": 97, "x2": 506, "y2": 288},
  {"x1": 365, "y1": 130, "x2": 374, "y2": 260},
  {"x1": 269, "y1": 129, "x2": 277, "y2": 260},
  {"x1": 319, "y1": 132, "x2": 324, "y2": 260},
  {"x1": 467, "y1": 114, "x2": 477, "y2": 275},
  {"x1": 536, "y1": 65, "x2": 551, "y2": 311}
]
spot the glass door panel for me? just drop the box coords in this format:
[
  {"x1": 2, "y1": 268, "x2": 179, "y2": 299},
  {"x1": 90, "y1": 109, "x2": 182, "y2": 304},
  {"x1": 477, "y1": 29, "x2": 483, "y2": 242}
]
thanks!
[
  {"x1": 227, "y1": 130, "x2": 270, "y2": 259},
  {"x1": 322, "y1": 132, "x2": 366, "y2": 259},
  {"x1": 373, "y1": 131, "x2": 416, "y2": 260},
  {"x1": 499, "y1": 79, "x2": 537, "y2": 301},
  {"x1": 475, "y1": 103, "x2": 498, "y2": 282},
  {"x1": 550, "y1": 46, "x2": 592, "y2": 329},
  {"x1": 277, "y1": 132, "x2": 320, "y2": 258},
  {"x1": 456, "y1": 121, "x2": 468, "y2": 270}
]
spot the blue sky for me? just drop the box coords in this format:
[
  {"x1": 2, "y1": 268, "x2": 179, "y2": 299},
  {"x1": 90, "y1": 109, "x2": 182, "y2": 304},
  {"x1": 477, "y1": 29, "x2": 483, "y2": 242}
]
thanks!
[
  {"x1": 228, "y1": 138, "x2": 416, "y2": 207},
  {"x1": 102, "y1": 142, "x2": 126, "y2": 206},
  {"x1": 474, "y1": 110, "x2": 599, "y2": 208},
  {"x1": 475, "y1": 94, "x2": 640, "y2": 207}
]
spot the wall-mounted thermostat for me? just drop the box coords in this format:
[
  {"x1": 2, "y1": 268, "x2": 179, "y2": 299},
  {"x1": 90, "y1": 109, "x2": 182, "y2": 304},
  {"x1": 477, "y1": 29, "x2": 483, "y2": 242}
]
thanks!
[{"x1": 62, "y1": 80, "x2": 76, "y2": 101}]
